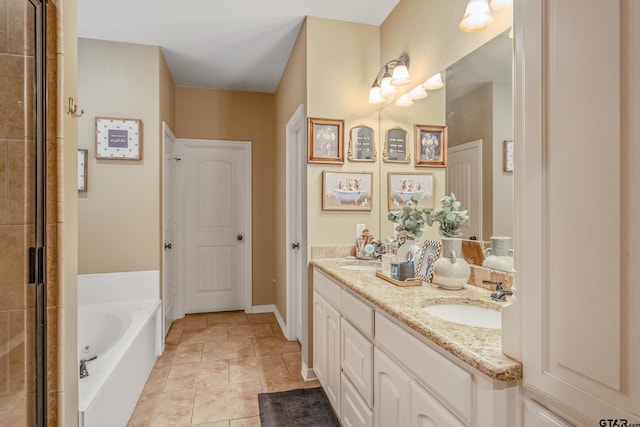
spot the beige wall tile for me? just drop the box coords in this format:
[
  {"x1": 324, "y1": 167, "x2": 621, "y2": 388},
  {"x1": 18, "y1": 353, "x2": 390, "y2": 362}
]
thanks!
[
  {"x1": 0, "y1": 0, "x2": 7, "y2": 54},
  {"x1": 0, "y1": 140, "x2": 7, "y2": 223},
  {"x1": 0, "y1": 226, "x2": 26, "y2": 310},
  {"x1": 7, "y1": 0, "x2": 33, "y2": 56}
]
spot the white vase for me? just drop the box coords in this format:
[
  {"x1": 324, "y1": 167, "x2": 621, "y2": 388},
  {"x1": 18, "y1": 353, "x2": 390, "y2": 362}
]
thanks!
[
  {"x1": 396, "y1": 238, "x2": 421, "y2": 263},
  {"x1": 432, "y1": 238, "x2": 471, "y2": 290},
  {"x1": 482, "y1": 236, "x2": 514, "y2": 272}
]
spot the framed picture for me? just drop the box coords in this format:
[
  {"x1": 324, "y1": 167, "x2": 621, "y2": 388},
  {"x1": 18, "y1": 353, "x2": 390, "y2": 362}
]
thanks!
[
  {"x1": 322, "y1": 170, "x2": 373, "y2": 211},
  {"x1": 415, "y1": 124, "x2": 447, "y2": 167},
  {"x1": 503, "y1": 140, "x2": 514, "y2": 173},
  {"x1": 416, "y1": 239, "x2": 442, "y2": 282},
  {"x1": 95, "y1": 117, "x2": 143, "y2": 160},
  {"x1": 387, "y1": 172, "x2": 434, "y2": 210},
  {"x1": 308, "y1": 117, "x2": 344, "y2": 164},
  {"x1": 348, "y1": 125, "x2": 376, "y2": 162},
  {"x1": 383, "y1": 127, "x2": 410, "y2": 163},
  {"x1": 78, "y1": 149, "x2": 88, "y2": 192}
]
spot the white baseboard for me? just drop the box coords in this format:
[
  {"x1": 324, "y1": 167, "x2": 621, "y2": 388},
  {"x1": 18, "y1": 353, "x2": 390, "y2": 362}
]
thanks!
[
  {"x1": 301, "y1": 362, "x2": 318, "y2": 381},
  {"x1": 251, "y1": 304, "x2": 289, "y2": 339}
]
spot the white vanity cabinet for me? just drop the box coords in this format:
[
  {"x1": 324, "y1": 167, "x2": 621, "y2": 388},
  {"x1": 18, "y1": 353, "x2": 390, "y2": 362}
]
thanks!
[{"x1": 516, "y1": 0, "x2": 640, "y2": 424}]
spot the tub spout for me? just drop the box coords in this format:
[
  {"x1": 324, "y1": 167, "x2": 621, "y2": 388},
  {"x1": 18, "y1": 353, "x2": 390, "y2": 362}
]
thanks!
[{"x1": 79, "y1": 356, "x2": 97, "y2": 379}]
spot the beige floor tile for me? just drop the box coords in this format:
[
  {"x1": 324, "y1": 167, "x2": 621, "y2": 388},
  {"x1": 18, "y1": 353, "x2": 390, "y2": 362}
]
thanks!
[
  {"x1": 246, "y1": 313, "x2": 277, "y2": 324},
  {"x1": 229, "y1": 354, "x2": 289, "y2": 384},
  {"x1": 181, "y1": 325, "x2": 229, "y2": 344},
  {"x1": 141, "y1": 365, "x2": 171, "y2": 395},
  {"x1": 191, "y1": 382, "x2": 262, "y2": 425},
  {"x1": 207, "y1": 311, "x2": 248, "y2": 326},
  {"x1": 229, "y1": 416, "x2": 260, "y2": 427},
  {"x1": 281, "y1": 351, "x2": 302, "y2": 377},
  {"x1": 165, "y1": 327, "x2": 183, "y2": 345},
  {"x1": 127, "y1": 389, "x2": 195, "y2": 427},
  {"x1": 192, "y1": 422, "x2": 229, "y2": 427},
  {"x1": 260, "y1": 376, "x2": 322, "y2": 393},
  {"x1": 172, "y1": 315, "x2": 208, "y2": 330},
  {"x1": 156, "y1": 342, "x2": 204, "y2": 367},
  {"x1": 253, "y1": 336, "x2": 300, "y2": 356},
  {"x1": 227, "y1": 324, "x2": 273, "y2": 339},
  {"x1": 164, "y1": 360, "x2": 229, "y2": 392},
  {"x1": 202, "y1": 338, "x2": 255, "y2": 361}
]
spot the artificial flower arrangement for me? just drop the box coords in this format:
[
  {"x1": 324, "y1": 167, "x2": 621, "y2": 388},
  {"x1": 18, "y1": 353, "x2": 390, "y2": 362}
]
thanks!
[{"x1": 388, "y1": 193, "x2": 469, "y2": 239}]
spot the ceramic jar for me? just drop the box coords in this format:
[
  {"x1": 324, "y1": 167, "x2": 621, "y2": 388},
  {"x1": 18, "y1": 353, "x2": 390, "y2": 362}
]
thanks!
[
  {"x1": 482, "y1": 236, "x2": 514, "y2": 272},
  {"x1": 432, "y1": 238, "x2": 471, "y2": 290},
  {"x1": 396, "y1": 238, "x2": 421, "y2": 263}
]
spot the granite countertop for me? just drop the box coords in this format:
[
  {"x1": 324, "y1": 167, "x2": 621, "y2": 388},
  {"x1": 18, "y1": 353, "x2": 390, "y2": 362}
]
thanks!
[{"x1": 310, "y1": 258, "x2": 523, "y2": 382}]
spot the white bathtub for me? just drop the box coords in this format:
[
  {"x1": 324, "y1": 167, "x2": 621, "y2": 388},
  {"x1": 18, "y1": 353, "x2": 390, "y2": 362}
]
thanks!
[{"x1": 78, "y1": 299, "x2": 161, "y2": 427}]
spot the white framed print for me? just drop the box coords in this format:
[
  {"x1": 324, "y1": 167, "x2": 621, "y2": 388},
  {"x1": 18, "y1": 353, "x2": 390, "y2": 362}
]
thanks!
[
  {"x1": 503, "y1": 140, "x2": 514, "y2": 172},
  {"x1": 95, "y1": 117, "x2": 143, "y2": 160}
]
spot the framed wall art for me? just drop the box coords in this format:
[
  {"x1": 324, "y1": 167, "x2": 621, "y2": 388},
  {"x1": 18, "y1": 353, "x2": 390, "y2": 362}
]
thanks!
[
  {"x1": 95, "y1": 117, "x2": 143, "y2": 160},
  {"x1": 416, "y1": 239, "x2": 442, "y2": 282},
  {"x1": 322, "y1": 170, "x2": 373, "y2": 211},
  {"x1": 503, "y1": 140, "x2": 514, "y2": 173},
  {"x1": 78, "y1": 149, "x2": 88, "y2": 192},
  {"x1": 348, "y1": 125, "x2": 376, "y2": 162},
  {"x1": 415, "y1": 124, "x2": 447, "y2": 167},
  {"x1": 383, "y1": 127, "x2": 410, "y2": 163},
  {"x1": 308, "y1": 117, "x2": 344, "y2": 164},
  {"x1": 387, "y1": 172, "x2": 434, "y2": 210}
]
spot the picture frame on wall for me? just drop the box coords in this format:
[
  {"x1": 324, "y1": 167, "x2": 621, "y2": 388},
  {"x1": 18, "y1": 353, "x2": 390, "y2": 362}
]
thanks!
[
  {"x1": 387, "y1": 172, "x2": 434, "y2": 210},
  {"x1": 416, "y1": 239, "x2": 442, "y2": 282},
  {"x1": 415, "y1": 124, "x2": 447, "y2": 167},
  {"x1": 383, "y1": 127, "x2": 411, "y2": 163},
  {"x1": 78, "y1": 149, "x2": 88, "y2": 192},
  {"x1": 348, "y1": 125, "x2": 376, "y2": 162},
  {"x1": 322, "y1": 170, "x2": 373, "y2": 211},
  {"x1": 308, "y1": 117, "x2": 344, "y2": 164},
  {"x1": 95, "y1": 117, "x2": 143, "y2": 160}
]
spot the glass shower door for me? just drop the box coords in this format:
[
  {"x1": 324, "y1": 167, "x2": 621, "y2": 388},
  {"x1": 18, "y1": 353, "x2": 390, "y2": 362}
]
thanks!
[{"x1": 0, "y1": 0, "x2": 47, "y2": 425}]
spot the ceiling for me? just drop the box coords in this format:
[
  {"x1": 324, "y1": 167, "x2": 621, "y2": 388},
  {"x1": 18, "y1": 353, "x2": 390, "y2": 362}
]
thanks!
[{"x1": 77, "y1": 0, "x2": 400, "y2": 93}]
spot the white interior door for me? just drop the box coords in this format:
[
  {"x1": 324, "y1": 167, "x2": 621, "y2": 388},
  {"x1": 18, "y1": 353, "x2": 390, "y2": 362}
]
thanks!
[
  {"x1": 286, "y1": 104, "x2": 306, "y2": 342},
  {"x1": 446, "y1": 140, "x2": 482, "y2": 240},
  {"x1": 177, "y1": 139, "x2": 252, "y2": 314},
  {"x1": 162, "y1": 123, "x2": 176, "y2": 337}
]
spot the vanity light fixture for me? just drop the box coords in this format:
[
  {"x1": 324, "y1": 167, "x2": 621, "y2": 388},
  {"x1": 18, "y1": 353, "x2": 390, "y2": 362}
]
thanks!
[
  {"x1": 423, "y1": 73, "x2": 444, "y2": 90},
  {"x1": 368, "y1": 53, "x2": 411, "y2": 104},
  {"x1": 459, "y1": 0, "x2": 493, "y2": 32},
  {"x1": 408, "y1": 85, "x2": 427, "y2": 100},
  {"x1": 395, "y1": 94, "x2": 414, "y2": 107}
]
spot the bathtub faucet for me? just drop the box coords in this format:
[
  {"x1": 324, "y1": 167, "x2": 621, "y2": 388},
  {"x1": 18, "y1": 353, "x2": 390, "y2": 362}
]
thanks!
[{"x1": 79, "y1": 356, "x2": 97, "y2": 379}]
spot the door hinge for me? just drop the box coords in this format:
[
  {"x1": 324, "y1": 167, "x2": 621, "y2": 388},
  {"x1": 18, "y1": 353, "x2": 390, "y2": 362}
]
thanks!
[{"x1": 28, "y1": 247, "x2": 44, "y2": 285}]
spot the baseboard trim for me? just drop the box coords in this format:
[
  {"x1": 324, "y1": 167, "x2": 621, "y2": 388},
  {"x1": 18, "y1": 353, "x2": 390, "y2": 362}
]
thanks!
[
  {"x1": 301, "y1": 362, "x2": 318, "y2": 381},
  {"x1": 251, "y1": 304, "x2": 288, "y2": 339}
]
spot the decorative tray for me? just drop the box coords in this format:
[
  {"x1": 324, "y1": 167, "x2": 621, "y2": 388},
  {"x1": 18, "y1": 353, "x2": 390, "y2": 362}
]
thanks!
[{"x1": 375, "y1": 271, "x2": 423, "y2": 287}]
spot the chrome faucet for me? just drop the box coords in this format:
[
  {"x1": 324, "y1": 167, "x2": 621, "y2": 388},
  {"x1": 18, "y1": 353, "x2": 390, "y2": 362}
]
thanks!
[
  {"x1": 79, "y1": 356, "x2": 97, "y2": 379},
  {"x1": 485, "y1": 280, "x2": 513, "y2": 301}
]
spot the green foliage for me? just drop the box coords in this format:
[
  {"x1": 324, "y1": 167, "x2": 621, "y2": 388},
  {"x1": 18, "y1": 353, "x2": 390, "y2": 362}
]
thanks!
[
  {"x1": 388, "y1": 193, "x2": 469, "y2": 239},
  {"x1": 428, "y1": 193, "x2": 469, "y2": 237}
]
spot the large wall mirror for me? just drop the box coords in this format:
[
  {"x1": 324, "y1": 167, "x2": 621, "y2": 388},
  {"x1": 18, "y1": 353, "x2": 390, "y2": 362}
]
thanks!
[{"x1": 378, "y1": 28, "x2": 513, "y2": 245}]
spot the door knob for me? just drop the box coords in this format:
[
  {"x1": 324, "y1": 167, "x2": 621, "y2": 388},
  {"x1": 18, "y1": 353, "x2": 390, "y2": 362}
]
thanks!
[
  {"x1": 164, "y1": 243, "x2": 172, "y2": 249},
  {"x1": 291, "y1": 242, "x2": 300, "y2": 249},
  {"x1": 237, "y1": 235, "x2": 244, "y2": 241}
]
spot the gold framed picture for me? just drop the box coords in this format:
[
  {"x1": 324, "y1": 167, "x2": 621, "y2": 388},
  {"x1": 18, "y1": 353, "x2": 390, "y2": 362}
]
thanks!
[
  {"x1": 308, "y1": 117, "x2": 344, "y2": 164},
  {"x1": 415, "y1": 124, "x2": 447, "y2": 167}
]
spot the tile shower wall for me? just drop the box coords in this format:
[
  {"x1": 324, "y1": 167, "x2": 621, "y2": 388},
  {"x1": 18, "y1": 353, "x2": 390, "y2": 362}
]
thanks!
[{"x1": 0, "y1": 0, "x2": 59, "y2": 423}]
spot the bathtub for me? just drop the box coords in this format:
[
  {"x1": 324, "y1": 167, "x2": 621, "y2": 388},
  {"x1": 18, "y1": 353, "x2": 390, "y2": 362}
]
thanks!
[{"x1": 78, "y1": 296, "x2": 161, "y2": 426}]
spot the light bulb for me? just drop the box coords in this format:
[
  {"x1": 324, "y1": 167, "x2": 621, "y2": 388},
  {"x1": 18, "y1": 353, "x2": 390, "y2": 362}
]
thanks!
[
  {"x1": 395, "y1": 94, "x2": 414, "y2": 107},
  {"x1": 408, "y1": 85, "x2": 427, "y2": 100},
  {"x1": 391, "y1": 63, "x2": 410, "y2": 86},
  {"x1": 459, "y1": 0, "x2": 493, "y2": 32},
  {"x1": 368, "y1": 85, "x2": 385, "y2": 104},
  {"x1": 380, "y1": 75, "x2": 396, "y2": 97},
  {"x1": 423, "y1": 73, "x2": 444, "y2": 90}
]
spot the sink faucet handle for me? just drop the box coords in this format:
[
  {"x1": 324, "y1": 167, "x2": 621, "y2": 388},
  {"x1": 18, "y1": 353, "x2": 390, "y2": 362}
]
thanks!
[{"x1": 482, "y1": 280, "x2": 503, "y2": 290}]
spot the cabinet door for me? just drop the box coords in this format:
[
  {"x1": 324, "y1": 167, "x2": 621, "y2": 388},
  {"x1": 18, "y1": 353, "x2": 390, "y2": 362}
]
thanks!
[
  {"x1": 374, "y1": 348, "x2": 410, "y2": 427},
  {"x1": 324, "y1": 299, "x2": 342, "y2": 414},
  {"x1": 523, "y1": 399, "x2": 572, "y2": 427},
  {"x1": 313, "y1": 291, "x2": 326, "y2": 385},
  {"x1": 341, "y1": 373, "x2": 374, "y2": 427},
  {"x1": 411, "y1": 381, "x2": 464, "y2": 427},
  {"x1": 341, "y1": 318, "x2": 373, "y2": 406},
  {"x1": 517, "y1": 0, "x2": 640, "y2": 422}
]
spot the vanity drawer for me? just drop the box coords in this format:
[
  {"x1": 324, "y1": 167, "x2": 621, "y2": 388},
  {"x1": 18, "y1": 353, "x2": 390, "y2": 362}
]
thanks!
[
  {"x1": 313, "y1": 269, "x2": 341, "y2": 308},
  {"x1": 340, "y1": 289, "x2": 373, "y2": 338},
  {"x1": 374, "y1": 312, "x2": 475, "y2": 424}
]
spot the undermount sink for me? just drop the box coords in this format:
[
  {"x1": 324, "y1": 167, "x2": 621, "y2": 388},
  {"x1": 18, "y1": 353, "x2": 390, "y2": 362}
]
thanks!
[
  {"x1": 422, "y1": 301, "x2": 501, "y2": 329},
  {"x1": 340, "y1": 264, "x2": 378, "y2": 271}
]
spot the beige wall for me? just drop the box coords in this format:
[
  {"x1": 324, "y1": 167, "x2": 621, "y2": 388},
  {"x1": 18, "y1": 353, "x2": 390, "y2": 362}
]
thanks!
[
  {"x1": 274, "y1": 21, "x2": 308, "y2": 320},
  {"x1": 492, "y1": 82, "x2": 513, "y2": 238},
  {"x1": 78, "y1": 39, "x2": 162, "y2": 274},
  {"x1": 174, "y1": 87, "x2": 276, "y2": 306}
]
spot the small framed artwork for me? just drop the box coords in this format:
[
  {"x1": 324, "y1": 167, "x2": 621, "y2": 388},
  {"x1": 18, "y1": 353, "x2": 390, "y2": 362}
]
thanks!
[
  {"x1": 322, "y1": 170, "x2": 373, "y2": 211},
  {"x1": 78, "y1": 149, "x2": 88, "y2": 192},
  {"x1": 308, "y1": 117, "x2": 344, "y2": 164},
  {"x1": 387, "y1": 172, "x2": 434, "y2": 210},
  {"x1": 95, "y1": 117, "x2": 143, "y2": 160},
  {"x1": 416, "y1": 239, "x2": 442, "y2": 282},
  {"x1": 503, "y1": 140, "x2": 514, "y2": 173},
  {"x1": 348, "y1": 125, "x2": 376, "y2": 162},
  {"x1": 415, "y1": 124, "x2": 447, "y2": 167},
  {"x1": 383, "y1": 127, "x2": 410, "y2": 163}
]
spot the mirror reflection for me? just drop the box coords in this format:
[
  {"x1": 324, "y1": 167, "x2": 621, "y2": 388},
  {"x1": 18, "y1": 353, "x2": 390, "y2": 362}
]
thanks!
[{"x1": 379, "y1": 29, "x2": 513, "y2": 245}]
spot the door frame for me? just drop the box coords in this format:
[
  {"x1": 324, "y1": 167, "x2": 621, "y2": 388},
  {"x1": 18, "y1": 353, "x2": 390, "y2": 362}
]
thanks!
[
  {"x1": 285, "y1": 104, "x2": 307, "y2": 342},
  {"x1": 174, "y1": 139, "x2": 253, "y2": 318},
  {"x1": 161, "y1": 122, "x2": 177, "y2": 339}
]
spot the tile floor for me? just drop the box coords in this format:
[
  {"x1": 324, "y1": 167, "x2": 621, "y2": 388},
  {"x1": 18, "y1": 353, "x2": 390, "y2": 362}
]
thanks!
[{"x1": 127, "y1": 311, "x2": 320, "y2": 426}]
